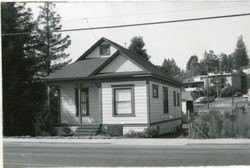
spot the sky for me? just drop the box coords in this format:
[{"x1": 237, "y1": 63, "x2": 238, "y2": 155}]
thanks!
[{"x1": 26, "y1": 1, "x2": 250, "y2": 69}]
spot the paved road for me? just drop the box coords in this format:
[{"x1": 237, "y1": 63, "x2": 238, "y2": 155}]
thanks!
[{"x1": 3, "y1": 142, "x2": 250, "y2": 167}]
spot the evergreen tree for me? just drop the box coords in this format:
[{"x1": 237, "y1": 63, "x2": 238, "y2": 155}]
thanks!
[
  {"x1": 200, "y1": 50, "x2": 219, "y2": 73},
  {"x1": 162, "y1": 58, "x2": 181, "y2": 78},
  {"x1": 186, "y1": 55, "x2": 198, "y2": 71},
  {"x1": 35, "y1": 2, "x2": 71, "y2": 77},
  {"x1": 233, "y1": 35, "x2": 249, "y2": 69},
  {"x1": 128, "y1": 36, "x2": 150, "y2": 61},
  {"x1": 186, "y1": 55, "x2": 201, "y2": 76},
  {"x1": 220, "y1": 53, "x2": 233, "y2": 72},
  {"x1": 2, "y1": 2, "x2": 42, "y2": 135}
]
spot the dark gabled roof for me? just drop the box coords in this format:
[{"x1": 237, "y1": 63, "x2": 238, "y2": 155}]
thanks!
[
  {"x1": 45, "y1": 37, "x2": 182, "y2": 86},
  {"x1": 44, "y1": 57, "x2": 109, "y2": 80}
]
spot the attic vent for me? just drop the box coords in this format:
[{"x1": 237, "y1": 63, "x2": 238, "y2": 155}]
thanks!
[{"x1": 100, "y1": 44, "x2": 110, "y2": 56}]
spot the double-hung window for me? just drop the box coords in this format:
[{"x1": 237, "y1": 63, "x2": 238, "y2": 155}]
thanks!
[
  {"x1": 152, "y1": 84, "x2": 159, "y2": 98},
  {"x1": 163, "y1": 87, "x2": 169, "y2": 113},
  {"x1": 177, "y1": 92, "x2": 180, "y2": 107},
  {"x1": 173, "y1": 91, "x2": 176, "y2": 107},
  {"x1": 113, "y1": 85, "x2": 134, "y2": 116}
]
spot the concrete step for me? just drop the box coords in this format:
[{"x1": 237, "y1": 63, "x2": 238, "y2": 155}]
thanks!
[{"x1": 74, "y1": 124, "x2": 101, "y2": 136}]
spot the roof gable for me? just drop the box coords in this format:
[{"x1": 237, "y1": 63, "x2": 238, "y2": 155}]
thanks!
[{"x1": 99, "y1": 54, "x2": 143, "y2": 73}]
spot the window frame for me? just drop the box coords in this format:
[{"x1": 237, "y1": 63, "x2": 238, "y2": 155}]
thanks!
[
  {"x1": 163, "y1": 87, "x2": 169, "y2": 114},
  {"x1": 99, "y1": 44, "x2": 110, "y2": 56},
  {"x1": 177, "y1": 92, "x2": 180, "y2": 107},
  {"x1": 112, "y1": 85, "x2": 135, "y2": 117},
  {"x1": 152, "y1": 84, "x2": 159, "y2": 98},
  {"x1": 173, "y1": 91, "x2": 176, "y2": 107}
]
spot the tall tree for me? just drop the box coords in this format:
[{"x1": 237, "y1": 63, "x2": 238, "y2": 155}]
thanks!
[
  {"x1": 2, "y1": 2, "x2": 42, "y2": 135},
  {"x1": 162, "y1": 58, "x2": 181, "y2": 78},
  {"x1": 128, "y1": 36, "x2": 150, "y2": 61},
  {"x1": 233, "y1": 35, "x2": 249, "y2": 69},
  {"x1": 186, "y1": 55, "x2": 198, "y2": 71},
  {"x1": 200, "y1": 50, "x2": 219, "y2": 73},
  {"x1": 35, "y1": 2, "x2": 71, "y2": 77},
  {"x1": 220, "y1": 53, "x2": 233, "y2": 72},
  {"x1": 186, "y1": 54, "x2": 201, "y2": 76}
]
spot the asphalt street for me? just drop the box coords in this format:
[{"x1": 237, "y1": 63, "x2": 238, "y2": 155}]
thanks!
[{"x1": 3, "y1": 142, "x2": 250, "y2": 167}]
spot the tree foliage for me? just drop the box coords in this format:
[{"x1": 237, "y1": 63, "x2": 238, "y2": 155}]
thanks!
[
  {"x1": 162, "y1": 58, "x2": 181, "y2": 78},
  {"x1": 200, "y1": 50, "x2": 219, "y2": 73},
  {"x1": 2, "y1": 2, "x2": 70, "y2": 136},
  {"x1": 186, "y1": 55, "x2": 203, "y2": 76},
  {"x1": 128, "y1": 36, "x2": 150, "y2": 61},
  {"x1": 220, "y1": 53, "x2": 233, "y2": 72},
  {"x1": 2, "y1": 2, "x2": 45, "y2": 135},
  {"x1": 35, "y1": 2, "x2": 71, "y2": 77},
  {"x1": 232, "y1": 35, "x2": 249, "y2": 70}
]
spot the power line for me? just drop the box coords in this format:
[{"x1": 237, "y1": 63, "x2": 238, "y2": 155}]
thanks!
[
  {"x1": 58, "y1": 13, "x2": 250, "y2": 32},
  {"x1": 61, "y1": 4, "x2": 250, "y2": 24},
  {"x1": 2, "y1": 12, "x2": 250, "y2": 36}
]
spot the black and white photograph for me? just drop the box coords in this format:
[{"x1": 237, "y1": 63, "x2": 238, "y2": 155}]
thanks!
[{"x1": 2, "y1": 0, "x2": 250, "y2": 167}]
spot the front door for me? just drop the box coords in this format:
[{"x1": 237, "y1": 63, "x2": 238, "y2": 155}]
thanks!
[{"x1": 80, "y1": 89, "x2": 89, "y2": 118}]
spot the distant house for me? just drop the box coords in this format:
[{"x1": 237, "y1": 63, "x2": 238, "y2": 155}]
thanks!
[
  {"x1": 184, "y1": 71, "x2": 247, "y2": 97},
  {"x1": 183, "y1": 80, "x2": 204, "y2": 89},
  {"x1": 44, "y1": 37, "x2": 182, "y2": 135}
]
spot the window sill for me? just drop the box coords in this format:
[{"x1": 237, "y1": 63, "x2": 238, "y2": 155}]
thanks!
[{"x1": 113, "y1": 113, "x2": 136, "y2": 117}]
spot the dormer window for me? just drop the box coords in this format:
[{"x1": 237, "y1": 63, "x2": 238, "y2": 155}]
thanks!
[{"x1": 100, "y1": 44, "x2": 110, "y2": 56}]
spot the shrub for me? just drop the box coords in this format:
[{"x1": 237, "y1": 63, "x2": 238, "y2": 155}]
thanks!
[
  {"x1": 142, "y1": 127, "x2": 159, "y2": 138},
  {"x1": 124, "y1": 127, "x2": 159, "y2": 138},
  {"x1": 193, "y1": 107, "x2": 250, "y2": 138}
]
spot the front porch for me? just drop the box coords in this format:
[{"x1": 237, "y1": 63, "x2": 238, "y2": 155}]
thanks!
[
  {"x1": 59, "y1": 81, "x2": 102, "y2": 125},
  {"x1": 49, "y1": 81, "x2": 102, "y2": 136}
]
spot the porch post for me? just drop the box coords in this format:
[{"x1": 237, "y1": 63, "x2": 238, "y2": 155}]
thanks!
[
  {"x1": 97, "y1": 83, "x2": 103, "y2": 124},
  {"x1": 78, "y1": 88, "x2": 82, "y2": 125}
]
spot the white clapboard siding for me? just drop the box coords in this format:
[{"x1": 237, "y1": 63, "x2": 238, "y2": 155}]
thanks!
[
  {"x1": 60, "y1": 83, "x2": 101, "y2": 124},
  {"x1": 100, "y1": 54, "x2": 143, "y2": 73},
  {"x1": 60, "y1": 84, "x2": 79, "y2": 124},
  {"x1": 88, "y1": 86, "x2": 101, "y2": 123},
  {"x1": 149, "y1": 81, "x2": 182, "y2": 123},
  {"x1": 86, "y1": 41, "x2": 117, "y2": 58},
  {"x1": 102, "y1": 81, "x2": 148, "y2": 124}
]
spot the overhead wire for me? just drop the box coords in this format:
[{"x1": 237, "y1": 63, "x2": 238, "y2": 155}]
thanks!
[
  {"x1": 60, "y1": 4, "x2": 250, "y2": 25},
  {"x1": 2, "y1": 12, "x2": 250, "y2": 36}
]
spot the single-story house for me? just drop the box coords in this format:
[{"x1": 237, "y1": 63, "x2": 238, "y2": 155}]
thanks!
[{"x1": 44, "y1": 37, "x2": 182, "y2": 135}]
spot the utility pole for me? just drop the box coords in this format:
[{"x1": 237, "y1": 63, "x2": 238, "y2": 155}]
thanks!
[
  {"x1": 216, "y1": 67, "x2": 219, "y2": 99},
  {"x1": 207, "y1": 66, "x2": 210, "y2": 109},
  {"x1": 46, "y1": 2, "x2": 51, "y2": 112}
]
